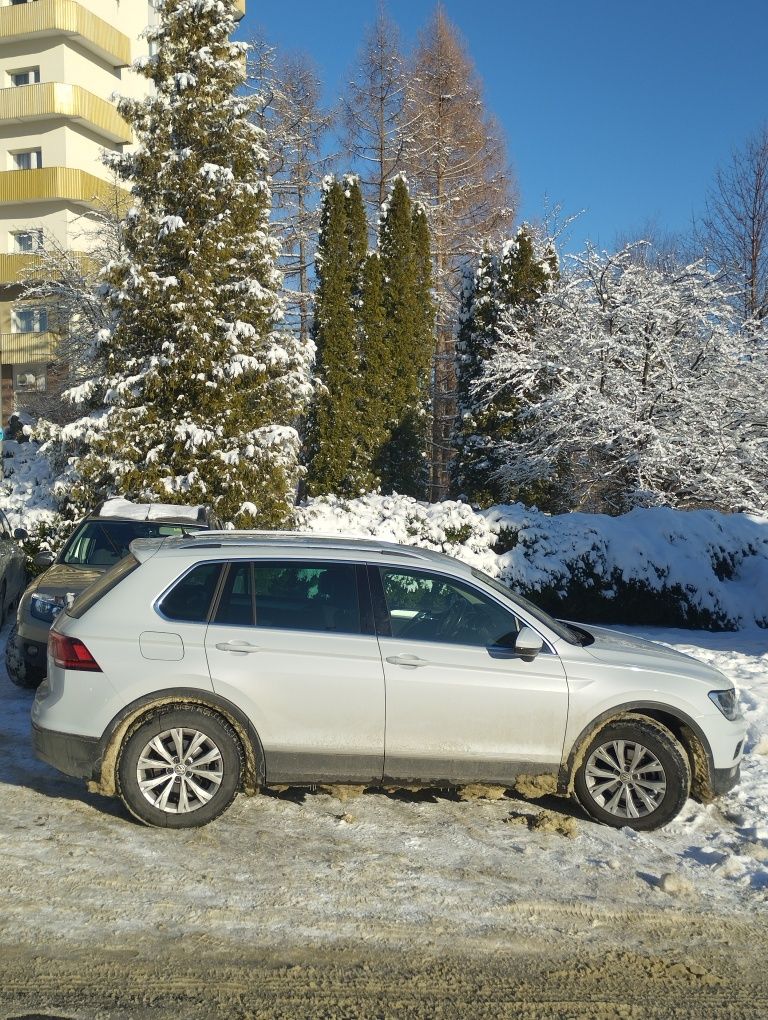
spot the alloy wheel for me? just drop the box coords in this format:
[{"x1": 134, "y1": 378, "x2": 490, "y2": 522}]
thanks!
[{"x1": 136, "y1": 727, "x2": 224, "y2": 814}]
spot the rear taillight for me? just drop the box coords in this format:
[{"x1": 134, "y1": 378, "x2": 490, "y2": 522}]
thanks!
[{"x1": 50, "y1": 632, "x2": 102, "y2": 672}]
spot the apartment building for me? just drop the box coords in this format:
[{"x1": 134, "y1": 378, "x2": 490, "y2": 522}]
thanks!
[{"x1": 0, "y1": 0, "x2": 245, "y2": 424}]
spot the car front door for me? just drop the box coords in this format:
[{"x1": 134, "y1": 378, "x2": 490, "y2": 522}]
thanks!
[
  {"x1": 205, "y1": 559, "x2": 385, "y2": 785},
  {"x1": 371, "y1": 565, "x2": 569, "y2": 785}
]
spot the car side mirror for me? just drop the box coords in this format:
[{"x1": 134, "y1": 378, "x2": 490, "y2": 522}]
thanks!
[
  {"x1": 34, "y1": 550, "x2": 55, "y2": 568},
  {"x1": 515, "y1": 626, "x2": 544, "y2": 661},
  {"x1": 13, "y1": 527, "x2": 28, "y2": 541}
]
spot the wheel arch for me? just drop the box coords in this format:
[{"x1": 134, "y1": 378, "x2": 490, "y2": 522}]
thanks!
[
  {"x1": 90, "y1": 688, "x2": 266, "y2": 798},
  {"x1": 560, "y1": 701, "x2": 715, "y2": 802}
]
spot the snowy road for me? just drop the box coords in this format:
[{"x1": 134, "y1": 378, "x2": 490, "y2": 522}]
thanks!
[{"x1": 0, "y1": 622, "x2": 767, "y2": 1018}]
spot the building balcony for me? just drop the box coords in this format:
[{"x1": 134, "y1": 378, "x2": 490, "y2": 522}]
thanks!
[
  {"x1": 0, "y1": 166, "x2": 129, "y2": 213},
  {"x1": 234, "y1": 0, "x2": 246, "y2": 16},
  {"x1": 0, "y1": 249, "x2": 92, "y2": 285},
  {"x1": 0, "y1": 0, "x2": 131, "y2": 69},
  {"x1": 0, "y1": 82, "x2": 131, "y2": 144},
  {"x1": 0, "y1": 329, "x2": 55, "y2": 364}
]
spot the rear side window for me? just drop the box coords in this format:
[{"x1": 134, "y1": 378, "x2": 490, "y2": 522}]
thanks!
[
  {"x1": 211, "y1": 561, "x2": 362, "y2": 635},
  {"x1": 68, "y1": 554, "x2": 141, "y2": 620},
  {"x1": 158, "y1": 562, "x2": 222, "y2": 622}
]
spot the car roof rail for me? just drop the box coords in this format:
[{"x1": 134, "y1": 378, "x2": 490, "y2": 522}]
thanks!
[{"x1": 177, "y1": 530, "x2": 439, "y2": 560}]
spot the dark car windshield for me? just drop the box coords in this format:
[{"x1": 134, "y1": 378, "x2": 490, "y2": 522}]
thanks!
[
  {"x1": 60, "y1": 520, "x2": 205, "y2": 568},
  {"x1": 471, "y1": 567, "x2": 583, "y2": 645}
]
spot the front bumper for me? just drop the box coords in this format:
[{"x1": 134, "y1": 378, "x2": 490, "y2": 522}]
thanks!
[
  {"x1": 32, "y1": 721, "x2": 100, "y2": 781},
  {"x1": 712, "y1": 763, "x2": 740, "y2": 796},
  {"x1": 6, "y1": 629, "x2": 48, "y2": 686}
]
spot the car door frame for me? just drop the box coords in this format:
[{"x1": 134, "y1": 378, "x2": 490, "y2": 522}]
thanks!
[
  {"x1": 204, "y1": 557, "x2": 387, "y2": 785},
  {"x1": 366, "y1": 562, "x2": 571, "y2": 785}
]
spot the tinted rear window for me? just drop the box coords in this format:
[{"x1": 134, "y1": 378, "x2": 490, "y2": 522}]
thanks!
[
  {"x1": 158, "y1": 562, "x2": 223, "y2": 623},
  {"x1": 211, "y1": 561, "x2": 362, "y2": 635},
  {"x1": 68, "y1": 554, "x2": 141, "y2": 620}
]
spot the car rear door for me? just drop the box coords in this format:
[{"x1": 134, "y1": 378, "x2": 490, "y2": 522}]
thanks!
[{"x1": 205, "y1": 559, "x2": 385, "y2": 784}]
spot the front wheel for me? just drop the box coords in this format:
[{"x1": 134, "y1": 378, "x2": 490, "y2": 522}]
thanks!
[
  {"x1": 573, "y1": 718, "x2": 690, "y2": 830},
  {"x1": 117, "y1": 707, "x2": 243, "y2": 828}
]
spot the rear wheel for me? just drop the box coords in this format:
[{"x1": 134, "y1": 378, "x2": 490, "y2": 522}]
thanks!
[
  {"x1": 117, "y1": 707, "x2": 243, "y2": 828},
  {"x1": 574, "y1": 718, "x2": 690, "y2": 830}
]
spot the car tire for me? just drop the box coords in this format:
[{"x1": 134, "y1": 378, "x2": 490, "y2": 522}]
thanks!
[
  {"x1": 5, "y1": 624, "x2": 39, "y2": 689},
  {"x1": 117, "y1": 706, "x2": 243, "y2": 828},
  {"x1": 573, "y1": 717, "x2": 690, "y2": 831}
]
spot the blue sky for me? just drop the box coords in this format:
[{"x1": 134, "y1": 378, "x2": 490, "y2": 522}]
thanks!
[{"x1": 240, "y1": 1, "x2": 767, "y2": 253}]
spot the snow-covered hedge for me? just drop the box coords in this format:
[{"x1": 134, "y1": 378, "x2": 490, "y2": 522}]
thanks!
[
  {"x1": 298, "y1": 494, "x2": 768, "y2": 630},
  {"x1": 5, "y1": 438, "x2": 768, "y2": 630}
]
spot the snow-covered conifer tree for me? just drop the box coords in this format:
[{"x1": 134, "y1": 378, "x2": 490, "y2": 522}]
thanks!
[
  {"x1": 452, "y1": 226, "x2": 557, "y2": 506},
  {"x1": 71, "y1": 0, "x2": 312, "y2": 526}
]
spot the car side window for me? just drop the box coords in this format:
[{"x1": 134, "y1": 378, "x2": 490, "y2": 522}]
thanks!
[
  {"x1": 379, "y1": 567, "x2": 521, "y2": 648},
  {"x1": 248, "y1": 561, "x2": 361, "y2": 635},
  {"x1": 214, "y1": 562, "x2": 254, "y2": 626},
  {"x1": 158, "y1": 562, "x2": 222, "y2": 623}
]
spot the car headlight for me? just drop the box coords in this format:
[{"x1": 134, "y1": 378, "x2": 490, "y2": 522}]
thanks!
[
  {"x1": 708, "y1": 688, "x2": 742, "y2": 721},
  {"x1": 30, "y1": 594, "x2": 66, "y2": 623}
]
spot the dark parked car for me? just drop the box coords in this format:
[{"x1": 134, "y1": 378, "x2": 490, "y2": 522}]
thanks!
[{"x1": 6, "y1": 498, "x2": 219, "y2": 688}]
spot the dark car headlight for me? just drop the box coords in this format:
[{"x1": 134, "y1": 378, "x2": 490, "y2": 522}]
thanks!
[
  {"x1": 30, "y1": 594, "x2": 66, "y2": 623},
  {"x1": 708, "y1": 689, "x2": 742, "y2": 721}
]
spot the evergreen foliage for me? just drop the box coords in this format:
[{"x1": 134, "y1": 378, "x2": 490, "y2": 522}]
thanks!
[
  {"x1": 452, "y1": 226, "x2": 557, "y2": 507},
  {"x1": 305, "y1": 177, "x2": 368, "y2": 496},
  {"x1": 67, "y1": 0, "x2": 312, "y2": 526},
  {"x1": 377, "y1": 178, "x2": 434, "y2": 497},
  {"x1": 307, "y1": 174, "x2": 434, "y2": 499}
]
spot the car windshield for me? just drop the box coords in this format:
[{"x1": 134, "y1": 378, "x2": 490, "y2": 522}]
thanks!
[
  {"x1": 60, "y1": 520, "x2": 205, "y2": 568},
  {"x1": 470, "y1": 567, "x2": 582, "y2": 645}
]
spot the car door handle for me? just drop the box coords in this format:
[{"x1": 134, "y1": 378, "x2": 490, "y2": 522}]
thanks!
[
  {"x1": 386, "y1": 654, "x2": 429, "y2": 668},
  {"x1": 215, "y1": 641, "x2": 261, "y2": 654}
]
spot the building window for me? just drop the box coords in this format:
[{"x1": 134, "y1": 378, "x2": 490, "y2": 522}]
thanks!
[
  {"x1": 11, "y1": 229, "x2": 43, "y2": 254},
  {"x1": 10, "y1": 68, "x2": 41, "y2": 87},
  {"x1": 11, "y1": 307, "x2": 48, "y2": 334},
  {"x1": 13, "y1": 364, "x2": 46, "y2": 394},
  {"x1": 12, "y1": 149, "x2": 42, "y2": 171}
]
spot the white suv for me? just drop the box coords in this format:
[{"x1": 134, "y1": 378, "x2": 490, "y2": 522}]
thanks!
[{"x1": 31, "y1": 533, "x2": 745, "y2": 830}]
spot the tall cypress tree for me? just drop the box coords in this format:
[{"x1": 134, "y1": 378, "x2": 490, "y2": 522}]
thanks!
[
  {"x1": 377, "y1": 176, "x2": 433, "y2": 496},
  {"x1": 305, "y1": 179, "x2": 364, "y2": 496},
  {"x1": 70, "y1": 0, "x2": 312, "y2": 526},
  {"x1": 356, "y1": 250, "x2": 390, "y2": 489},
  {"x1": 451, "y1": 225, "x2": 557, "y2": 506}
]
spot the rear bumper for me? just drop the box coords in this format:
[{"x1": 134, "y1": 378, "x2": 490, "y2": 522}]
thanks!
[{"x1": 32, "y1": 722, "x2": 100, "y2": 781}]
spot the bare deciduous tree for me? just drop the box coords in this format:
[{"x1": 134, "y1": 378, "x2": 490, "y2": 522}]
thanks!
[
  {"x1": 18, "y1": 190, "x2": 125, "y2": 423},
  {"x1": 700, "y1": 125, "x2": 768, "y2": 325},
  {"x1": 249, "y1": 36, "x2": 334, "y2": 343},
  {"x1": 403, "y1": 4, "x2": 518, "y2": 497},
  {"x1": 341, "y1": 1, "x2": 408, "y2": 217}
]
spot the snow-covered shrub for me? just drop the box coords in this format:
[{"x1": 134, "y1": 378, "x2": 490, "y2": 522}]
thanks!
[
  {"x1": 475, "y1": 244, "x2": 768, "y2": 515},
  {"x1": 299, "y1": 494, "x2": 768, "y2": 630}
]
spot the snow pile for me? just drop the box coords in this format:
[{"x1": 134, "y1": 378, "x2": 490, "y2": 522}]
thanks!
[
  {"x1": 0, "y1": 441, "x2": 57, "y2": 533},
  {"x1": 299, "y1": 494, "x2": 768, "y2": 630}
]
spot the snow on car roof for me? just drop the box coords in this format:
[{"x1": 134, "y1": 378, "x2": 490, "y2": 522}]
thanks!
[{"x1": 96, "y1": 498, "x2": 204, "y2": 523}]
